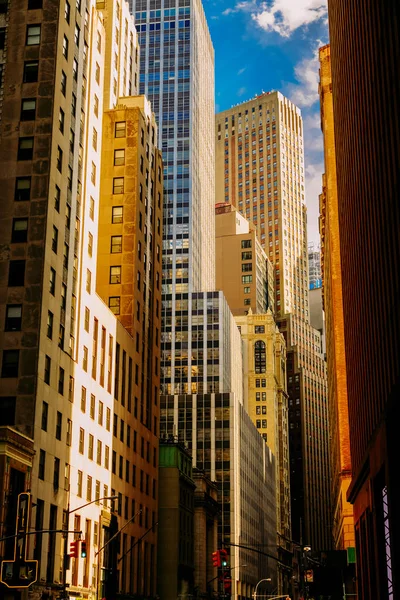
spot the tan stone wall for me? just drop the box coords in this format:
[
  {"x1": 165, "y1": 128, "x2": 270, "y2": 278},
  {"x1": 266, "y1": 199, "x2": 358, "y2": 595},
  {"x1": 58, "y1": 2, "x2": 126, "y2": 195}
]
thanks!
[{"x1": 319, "y1": 44, "x2": 354, "y2": 550}]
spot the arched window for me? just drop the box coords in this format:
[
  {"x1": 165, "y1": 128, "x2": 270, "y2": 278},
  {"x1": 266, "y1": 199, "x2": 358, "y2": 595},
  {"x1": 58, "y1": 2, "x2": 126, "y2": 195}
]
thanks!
[{"x1": 254, "y1": 340, "x2": 266, "y2": 374}]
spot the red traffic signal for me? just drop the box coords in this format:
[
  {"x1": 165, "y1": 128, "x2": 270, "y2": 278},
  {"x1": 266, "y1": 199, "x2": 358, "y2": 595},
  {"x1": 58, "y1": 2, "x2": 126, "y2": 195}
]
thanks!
[
  {"x1": 212, "y1": 550, "x2": 221, "y2": 567},
  {"x1": 220, "y1": 549, "x2": 228, "y2": 567},
  {"x1": 223, "y1": 576, "x2": 232, "y2": 594},
  {"x1": 69, "y1": 540, "x2": 79, "y2": 558},
  {"x1": 80, "y1": 540, "x2": 87, "y2": 558}
]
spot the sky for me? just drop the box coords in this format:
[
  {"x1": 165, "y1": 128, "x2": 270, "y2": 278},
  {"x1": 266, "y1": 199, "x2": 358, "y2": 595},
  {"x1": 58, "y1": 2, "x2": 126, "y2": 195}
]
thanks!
[{"x1": 203, "y1": 0, "x2": 330, "y2": 247}]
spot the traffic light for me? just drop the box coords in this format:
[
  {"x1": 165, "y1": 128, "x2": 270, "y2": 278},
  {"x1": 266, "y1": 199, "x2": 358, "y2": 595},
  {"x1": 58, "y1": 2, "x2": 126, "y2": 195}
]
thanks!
[
  {"x1": 220, "y1": 549, "x2": 228, "y2": 568},
  {"x1": 223, "y1": 576, "x2": 231, "y2": 595},
  {"x1": 212, "y1": 550, "x2": 221, "y2": 568},
  {"x1": 80, "y1": 540, "x2": 87, "y2": 558},
  {"x1": 69, "y1": 540, "x2": 79, "y2": 558}
]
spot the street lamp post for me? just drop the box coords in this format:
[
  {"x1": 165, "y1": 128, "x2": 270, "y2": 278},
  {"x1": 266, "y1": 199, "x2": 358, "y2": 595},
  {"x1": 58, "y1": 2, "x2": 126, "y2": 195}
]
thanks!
[
  {"x1": 61, "y1": 495, "x2": 118, "y2": 600},
  {"x1": 253, "y1": 578, "x2": 272, "y2": 600}
]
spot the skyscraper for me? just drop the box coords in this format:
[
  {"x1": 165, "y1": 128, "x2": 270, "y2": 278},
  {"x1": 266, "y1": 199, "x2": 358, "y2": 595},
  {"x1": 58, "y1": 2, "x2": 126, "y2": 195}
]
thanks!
[
  {"x1": 0, "y1": 1, "x2": 161, "y2": 598},
  {"x1": 216, "y1": 93, "x2": 331, "y2": 551},
  {"x1": 131, "y1": 3, "x2": 280, "y2": 597},
  {"x1": 326, "y1": 0, "x2": 400, "y2": 594}
]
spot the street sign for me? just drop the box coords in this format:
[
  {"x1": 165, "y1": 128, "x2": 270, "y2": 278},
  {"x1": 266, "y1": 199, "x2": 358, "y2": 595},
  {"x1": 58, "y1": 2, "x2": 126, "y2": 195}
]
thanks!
[
  {"x1": 0, "y1": 492, "x2": 38, "y2": 589},
  {"x1": 0, "y1": 559, "x2": 38, "y2": 589}
]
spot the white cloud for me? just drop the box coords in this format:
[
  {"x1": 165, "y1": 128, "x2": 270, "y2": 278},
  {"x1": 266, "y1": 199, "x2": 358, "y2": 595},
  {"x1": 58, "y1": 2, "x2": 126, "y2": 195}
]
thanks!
[
  {"x1": 305, "y1": 159, "x2": 324, "y2": 245},
  {"x1": 237, "y1": 86, "x2": 247, "y2": 96},
  {"x1": 237, "y1": 67, "x2": 247, "y2": 75},
  {"x1": 252, "y1": 0, "x2": 327, "y2": 38},
  {"x1": 285, "y1": 44, "x2": 322, "y2": 107}
]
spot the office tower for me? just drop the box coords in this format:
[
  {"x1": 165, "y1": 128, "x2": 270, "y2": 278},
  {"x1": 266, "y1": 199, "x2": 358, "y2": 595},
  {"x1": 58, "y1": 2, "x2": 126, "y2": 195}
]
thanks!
[
  {"x1": 0, "y1": 1, "x2": 161, "y2": 599},
  {"x1": 318, "y1": 44, "x2": 355, "y2": 594},
  {"x1": 326, "y1": 0, "x2": 400, "y2": 594},
  {"x1": 308, "y1": 243, "x2": 322, "y2": 290},
  {"x1": 216, "y1": 94, "x2": 331, "y2": 552},
  {"x1": 215, "y1": 203, "x2": 275, "y2": 316}
]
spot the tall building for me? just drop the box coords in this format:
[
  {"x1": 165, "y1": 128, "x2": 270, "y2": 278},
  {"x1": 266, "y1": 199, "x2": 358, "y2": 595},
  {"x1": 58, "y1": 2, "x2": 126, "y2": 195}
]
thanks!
[
  {"x1": 318, "y1": 44, "x2": 353, "y2": 557},
  {"x1": 215, "y1": 203, "x2": 275, "y2": 316},
  {"x1": 0, "y1": 1, "x2": 162, "y2": 600},
  {"x1": 326, "y1": 0, "x2": 400, "y2": 595},
  {"x1": 308, "y1": 243, "x2": 322, "y2": 290},
  {"x1": 216, "y1": 93, "x2": 331, "y2": 551}
]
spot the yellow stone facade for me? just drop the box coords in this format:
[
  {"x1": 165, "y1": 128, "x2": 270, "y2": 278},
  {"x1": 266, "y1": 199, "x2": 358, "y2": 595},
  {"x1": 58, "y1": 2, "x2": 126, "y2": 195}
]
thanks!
[{"x1": 319, "y1": 44, "x2": 355, "y2": 550}]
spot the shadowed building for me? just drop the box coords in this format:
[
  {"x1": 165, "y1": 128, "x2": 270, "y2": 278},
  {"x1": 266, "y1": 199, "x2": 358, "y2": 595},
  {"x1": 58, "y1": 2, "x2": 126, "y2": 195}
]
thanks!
[{"x1": 326, "y1": 0, "x2": 400, "y2": 596}]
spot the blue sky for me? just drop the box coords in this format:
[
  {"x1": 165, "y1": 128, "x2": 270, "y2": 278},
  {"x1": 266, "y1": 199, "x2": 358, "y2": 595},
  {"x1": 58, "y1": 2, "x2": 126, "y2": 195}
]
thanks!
[{"x1": 203, "y1": 0, "x2": 329, "y2": 246}]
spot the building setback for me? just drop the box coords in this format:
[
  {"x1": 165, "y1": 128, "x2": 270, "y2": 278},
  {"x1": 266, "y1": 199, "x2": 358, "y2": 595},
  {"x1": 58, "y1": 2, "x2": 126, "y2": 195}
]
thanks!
[
  {"x1": 216, "y1": 93, "x2": 331, "y2": 552},
  {"x1": 326, "y1": 0, "x2": 400, "y2": 596}
]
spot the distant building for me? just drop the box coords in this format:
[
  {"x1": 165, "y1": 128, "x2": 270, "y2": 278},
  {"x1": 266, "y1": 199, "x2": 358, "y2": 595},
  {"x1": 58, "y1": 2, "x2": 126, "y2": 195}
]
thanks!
[
  {"x1": 308, "y1": 245, "x2": 322, "y2": 290},
  {"x1": 157, "y1": 441, "x2": 196, "y2": 600},
  {"x1": 215, "y1": 203, "x2": 275, "y2": 316}
]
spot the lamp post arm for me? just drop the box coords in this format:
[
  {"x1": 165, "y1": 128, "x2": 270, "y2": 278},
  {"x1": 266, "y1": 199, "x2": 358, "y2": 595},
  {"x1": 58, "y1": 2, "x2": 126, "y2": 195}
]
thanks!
[
  {"x1": 117, "y1": 522, "x2": 158, "y2": 564},
  {"x1": 95, "y1": 509, "x2": 142, "y2": 557}
]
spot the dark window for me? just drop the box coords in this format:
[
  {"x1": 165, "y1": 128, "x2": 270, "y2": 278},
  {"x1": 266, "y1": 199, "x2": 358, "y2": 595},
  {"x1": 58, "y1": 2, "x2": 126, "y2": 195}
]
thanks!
[
  {"x1": 23, "y1": 61, "x2": 39, "y2": 83},
  {"x1": 52, "y1": 226, "x2": 58, "y2": 253},
  {"x1": 18, "y1": 137, "x2": 34, "y2": 160},
  {"x1": 41, "y1": 401, "x2": 48, "y2": 431},
  {"x1": 49, "y1": 268, "x2": 56, "y2": 295},
  {"x1": 109, "y1": 297, "x2": 120, "y2": 315},
  {"x1": 54, "y1": 185, "x2": 60, "y2": 211},
  {"x1": 20, "y1": 98, "x2": 36, "y2": 120},
  {"x1": 1, "y1": 350, "x2": 19, "y2": 378},
  {"x1": 56, "y1": 146, "x2": 63, "y2": 172},
  {"x1": 38, "y1": 449, "x2": 46, "y2": 480},
  {"x1": 112, "y1": 206, "x2": 123, "y2": 223},
  {"x1": 58, "y1": 367, "x2": 65, "y2": 395},
  {"x1": 28, "y1": 0, "x2": 43, "y2": 8},
  {"x1": 255, "y1": 325, "x2": 265, "y2": 334},
  {"x1": 241, "y1": 239, "x2": 252, "y2": 248},
  {"x1": 56, "y1": 411, "x2": 62, "y2": 440},
  {"x1": 254, "y1": 340, "x2": 266, "y2": 374},
  {"x1": 44, "y1": 355, "x2": 51, "y2": 385},
  {"x1": 0, "y1": 28, "x2": 5, "y2": 51},
  {"x1": 61, "y1": 71, "x2": 67, "y2": 95},
  {"x1": 8, "y1": 260, "x2": 25, "y2": 286},
  {"x1": 5, "y1": 305, "x2": 22, "y2": 331},
  {"x1": 11, "y1": 218, "x2": 28, "y2": 243},
  {"x1": 0, "y1": 397, "x2": 16, "y2": 426},
  {"x1": 47, "y1": 311, "x2": 53, "y2": 339},
  {"x1": 15, "y1": 177, "x2": 31, "y2": 201},
  {"x1": 53, "y1": 457, "x2": 60, "y2": 490}
]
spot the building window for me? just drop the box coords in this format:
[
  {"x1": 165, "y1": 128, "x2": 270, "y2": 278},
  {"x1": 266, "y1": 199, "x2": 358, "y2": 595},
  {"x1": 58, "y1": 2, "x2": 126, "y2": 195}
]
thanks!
[
  {"x1": 91, "y1": 162, "x2": 96, "y2": 184},
  {"x1": 111, "y1": 236, "x2": 122, "y2": 253},
  {"x1": 88, "y1": 434, "x2": 94, "y2": 460},
  {"x1": 47, "y1": 311, "x2": 53, "y2": 339},
  {"x1": 115, "y1": 121, "x2": 126, "y2": 138},
  {"x1": 73, "y1": 58, "x2": 78, "y2": 80},
  {"x1": 255, "y1": 325, "x2": 265, "y2": 333},
  {"x1": 83, "y1": 347, "x2": 88, "y2": 372},
  {"x1": 244, "y1": 298, "x2": 251, "y2": 305},
  {"x1": 41, "y1": 401, "x2": 48, "y2": 431},
  {"x1": 61, "y1": 71, "x2": 67, "y2": 95},
  {"x1": 87, "y1": 475, "x2": 92, "y2": 501},
  {"x1": 18, "y1": 137, "x2": 34, "y2": 160},
  {"x1": 58, "y1": 108, "x2": 65, "y2": 133},
  {"x1": 11, "y1": 218, "x2": 28, "y2": 243},
  {"x1": 21, "y1": 99, "x2": 36, "y2": 121},
  {"x1": 77, "y1": 470, "x2": 82, "y2": 497},
  {"x1": 38, "y1": 450, "x2": 46, "y2": 480},
  {"x1": 88, "y1": 232, "x2": 93, "y2": 257},
  {"x1": 62, "y1": 34, "x2": 69, "y2": 58},
  {"x1": 52, "y1": 226, "x2": 58, "y2": 253},
  {"x1": 1, "y1": 350, "x2": 19, "y2": 378},
  {"x1": 94, "y1": 95, "x2": 99, "y2": 117},
  {"x1": 66, "y1": 418, "x2": 72, "y2": 446},
  {"x1": 58, "y1": 367, "x2": 65, "y2": 395},
  {"x1": 23, "y1": 61, "x2": 39, "y2": 82},
  {"x1": 89, "y1": 197, "x2": 95, "y2": 220},
  {"x1": 8, "y1": 260, "x2": 25, "y2": 286},
  {"x1": 5, "y1": 305, "x2": 22, "y2": 331},
  {"x1": 242, "y1": 263, "x2": 252, "y2": 272},
  {"x1": 86, "y1": 269, "x2": 91, "y2": 293},
  {"x1": 92, "y1": 128, "x2": 97, "y2": 150},
  {"x1": 113, "y1": 177, "x2": 124, "y2": 194},
  {"x1": 15, "y1": 177, "x2": 31, "y2": 201},
  {"x1": 112, "y1": 206, "x2": 123, "y2": 223},
  {"x1": 114, "y1": 149, "x2": 125, "y2": 166},
  {"x1": 79, "y1": 428, "x2": 84, "y2": 454},
  {"x1": 241, "y1": 239, "x2": 251, "y2": 248},
  {"x1": 242, "y1": 275, "x2": 252, "y2": 284},
  {"x1": 56, "y1": 411, "x2": 62, "y2": 440},
  {"x1": 255, "y1": 340, "x2": 266, "y2": 374},
  {"x1": 74, "y1": 24, "x2": 80, "y2": 46},
  {"x1": 242, "y1": 251, "x2": 252, "y2": 260},
  {"x1": 65, "y1": 0, "x2": 70, "y2": 22},
  {"x1": 56, "y1": 146, "x2": 63, "y2": 172},
  {"x1": 109, "y1": 297, "x2": 120, "y2": 315},
  {"x1": 44, "y1": 355, "x2": 51, "y2": 384},
  {"x1": 110, "y1": 266, "x2": 121, "y2": 284},
  {"x1": 49, "y1": 268, "x2": 56, "y2": 295},
  {"x1": 26, "y1": 25, "x2": 41, "y2": 45}
]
